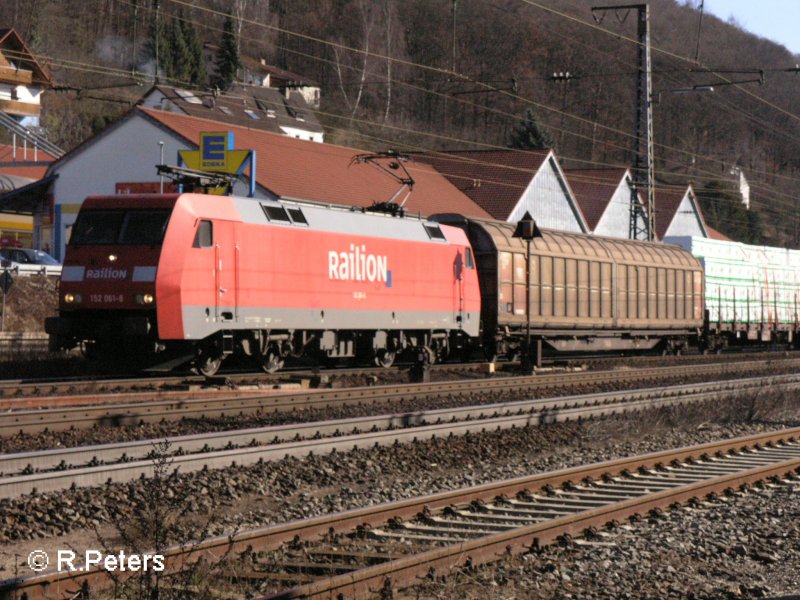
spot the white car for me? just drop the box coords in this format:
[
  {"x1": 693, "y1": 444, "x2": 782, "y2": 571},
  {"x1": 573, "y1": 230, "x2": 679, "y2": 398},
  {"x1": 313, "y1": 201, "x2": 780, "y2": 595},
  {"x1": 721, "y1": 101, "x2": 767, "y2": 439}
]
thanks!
[{"x1": 0, "y1": 248, "x2": 63, "y2": 277}]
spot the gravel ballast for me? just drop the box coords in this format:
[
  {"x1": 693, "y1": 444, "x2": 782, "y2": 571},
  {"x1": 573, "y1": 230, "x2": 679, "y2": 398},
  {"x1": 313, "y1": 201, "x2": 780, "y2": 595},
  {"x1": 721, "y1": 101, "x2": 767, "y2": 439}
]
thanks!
[{"x1": 1, "y1": 389, "x2": 798, "y2": 596}]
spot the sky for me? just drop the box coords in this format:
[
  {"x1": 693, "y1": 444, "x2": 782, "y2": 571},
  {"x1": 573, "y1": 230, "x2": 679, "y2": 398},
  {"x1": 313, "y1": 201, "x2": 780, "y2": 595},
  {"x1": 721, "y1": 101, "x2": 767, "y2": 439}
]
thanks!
[{"x1": 702, "y1": 0, "x2": 800, "y2": 56}]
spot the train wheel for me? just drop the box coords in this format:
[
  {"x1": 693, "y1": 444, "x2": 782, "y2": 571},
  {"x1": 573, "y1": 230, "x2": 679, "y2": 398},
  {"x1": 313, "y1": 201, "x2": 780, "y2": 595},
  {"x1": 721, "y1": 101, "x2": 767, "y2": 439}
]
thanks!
[
  {"x1": 374, "y1": 349, "x2": 396, "y2": 368},
  {"x1": 194, "y1": 341, "x2": 223, "y2": 377},
  {"x1": 259, "y1": 349, "x2": 284, "y2": 373},
  {"x1": 80, "y1": 340, "x2": 98, "y2": 360},
  {"x1": 196, "y1": 355, "x2": 222, "y2": 377}
]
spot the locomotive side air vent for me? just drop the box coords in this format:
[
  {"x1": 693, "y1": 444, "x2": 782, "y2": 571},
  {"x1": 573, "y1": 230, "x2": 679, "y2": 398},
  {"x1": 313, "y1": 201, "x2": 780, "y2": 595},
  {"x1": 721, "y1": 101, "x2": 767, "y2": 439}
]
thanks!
[
  {"x1": 424, "y1": 224, "x2": 446, "y2": 241},
  {"x1": 287, "y1": 207, "x2": 308, "y2": 225},
  {"x1": 261, "y1": 204, "x2": 291, "y2": 223}
]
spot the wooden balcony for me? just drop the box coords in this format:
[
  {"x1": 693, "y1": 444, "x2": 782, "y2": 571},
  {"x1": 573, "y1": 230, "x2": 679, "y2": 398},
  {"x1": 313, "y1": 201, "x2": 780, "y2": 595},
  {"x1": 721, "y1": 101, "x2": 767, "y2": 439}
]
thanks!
[
  {"x1": 0, "y1": 65, "x2": 33, "y2": 86},
  {"x1": 0, "y1": 98, "x2": 40, "y2": 117}
]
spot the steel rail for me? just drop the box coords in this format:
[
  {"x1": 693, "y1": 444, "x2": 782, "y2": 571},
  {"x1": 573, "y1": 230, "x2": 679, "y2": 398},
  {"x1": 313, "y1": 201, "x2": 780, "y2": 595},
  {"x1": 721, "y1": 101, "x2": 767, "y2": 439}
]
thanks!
[
  {"x1": 2, "y1": 373, "x2": 798, "y2": 499},
  {"x1": 2, "y1": 359, "x2": 797, "y2": 436},
  {"x1": 0, "y1": 360, "x2": 492, "y2": 402},
  {"x1": 0, "y1": 349, "x2": 787, "y2": 401},
  {"x1": 4, "y1": 428, "x2": 800, "y2": 600},
  {"x1": 275, "y1": 448, "x2": 800, "y2": 599},
  {"x1": 3, "y1": 372, "x2": 791, "y2": 477}
]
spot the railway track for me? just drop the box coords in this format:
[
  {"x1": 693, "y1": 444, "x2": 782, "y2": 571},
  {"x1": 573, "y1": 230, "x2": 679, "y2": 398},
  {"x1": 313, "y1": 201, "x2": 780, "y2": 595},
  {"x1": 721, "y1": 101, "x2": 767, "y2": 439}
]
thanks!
[
  {"x1": 5, "y1": 428, "x2": 799, "y2": 600},
  {"x1": 2, "y1": 372, "x2": 798, "y2": 498},
  {"x1": 2, "y1": 357, "x2": 799, "y2": 437},
  {"x1": 0, "y1": 349, "x2": 792, "y2": 400}
]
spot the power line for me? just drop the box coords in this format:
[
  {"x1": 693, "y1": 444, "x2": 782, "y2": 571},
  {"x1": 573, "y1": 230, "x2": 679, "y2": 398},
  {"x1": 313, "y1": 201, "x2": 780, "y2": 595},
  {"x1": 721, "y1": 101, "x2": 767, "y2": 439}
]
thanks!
[{"x1": 11, "y1": 0, "x2": 800, "y2": 234}]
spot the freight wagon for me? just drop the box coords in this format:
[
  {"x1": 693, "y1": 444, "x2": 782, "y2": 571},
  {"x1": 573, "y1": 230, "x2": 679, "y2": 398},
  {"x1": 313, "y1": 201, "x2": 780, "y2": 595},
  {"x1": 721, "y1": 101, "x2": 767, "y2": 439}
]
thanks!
[
  {"x1": 435, "y1": 216, "x2": 705, "y2": 362},
  {"x1": 667, "y1": 236, "x2": 800, "y2": 351}
]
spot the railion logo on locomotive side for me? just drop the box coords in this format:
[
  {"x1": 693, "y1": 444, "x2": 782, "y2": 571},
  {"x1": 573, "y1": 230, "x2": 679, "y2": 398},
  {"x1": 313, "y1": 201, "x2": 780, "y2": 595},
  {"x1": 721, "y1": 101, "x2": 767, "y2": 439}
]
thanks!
[
  {"x1": 85, "y1": 267, "x2": 128, "y2": 280},
  {"x1": 328, "y1": 244, "x2": 390, "y2": 285}
]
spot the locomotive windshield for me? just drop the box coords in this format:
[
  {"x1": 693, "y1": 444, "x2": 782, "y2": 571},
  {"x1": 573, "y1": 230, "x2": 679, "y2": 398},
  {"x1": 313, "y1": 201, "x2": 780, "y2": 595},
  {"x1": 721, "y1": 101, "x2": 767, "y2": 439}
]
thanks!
[{"x1": 71, "y1": 209, "x2": 171, "y2": 245}]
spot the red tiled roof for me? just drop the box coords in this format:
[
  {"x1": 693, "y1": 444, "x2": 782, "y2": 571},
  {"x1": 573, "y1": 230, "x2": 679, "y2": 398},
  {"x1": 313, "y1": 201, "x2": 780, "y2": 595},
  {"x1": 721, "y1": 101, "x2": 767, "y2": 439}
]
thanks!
[
  {"x1": 564, "y1": 168, "x2": 630, "y2": 231},
  {"x1": 239, "y1": 56, "x2": 318, "y2": 86},
  {"x1": 415, "y1": 150, "x2": 550, "y2": 220},
  {"x1": 0, "y1": 144, "x2": 57, "y2": 163},
  {"x1": 706, "y1": 226, "x2": 732, "y2": 241},
  {"x1": 0, "y1": 143, "x2": 56, "y2": 180},
  {"x1": 139, "y1": 108, "x2": 490, "y2": 219}
]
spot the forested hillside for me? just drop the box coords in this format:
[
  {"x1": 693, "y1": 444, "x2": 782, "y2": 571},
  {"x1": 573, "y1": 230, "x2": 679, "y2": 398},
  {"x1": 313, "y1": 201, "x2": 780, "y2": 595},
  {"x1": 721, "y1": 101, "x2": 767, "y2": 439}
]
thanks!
[{"x1": 3, "y1": 0, "x2": 799, "y2": 246}]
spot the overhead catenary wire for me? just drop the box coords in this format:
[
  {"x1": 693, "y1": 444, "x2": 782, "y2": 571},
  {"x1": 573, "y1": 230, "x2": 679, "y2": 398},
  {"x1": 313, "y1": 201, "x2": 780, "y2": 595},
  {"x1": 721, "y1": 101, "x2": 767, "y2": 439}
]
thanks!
[
  {"x1": 11, "y1": 0, "x2": 800, "y2": 234},
  {"x1": 100, "y1": 0, "x2": 800, "y2": 197}
]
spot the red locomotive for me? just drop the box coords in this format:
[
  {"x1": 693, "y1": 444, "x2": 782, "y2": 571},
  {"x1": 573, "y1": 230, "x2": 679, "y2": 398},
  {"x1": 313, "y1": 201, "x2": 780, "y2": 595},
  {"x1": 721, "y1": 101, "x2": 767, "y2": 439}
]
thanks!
[
  {"x1": 46, "y1": 193, "x2": 481, "y2": 375},
  {"x1": 46, "y1": 190, "x2": 800, "y2": 374}
]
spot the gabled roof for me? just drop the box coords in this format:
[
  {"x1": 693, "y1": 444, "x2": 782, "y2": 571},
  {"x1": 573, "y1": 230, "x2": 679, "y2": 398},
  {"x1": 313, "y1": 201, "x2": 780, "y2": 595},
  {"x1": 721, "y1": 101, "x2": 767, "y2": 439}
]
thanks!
[
  {"x1": 138, "y1": 108, "x2": 490, "y2": 219},
  {"x1": 415, "y1": 149, "x2": 551, "y2": 220},
  {"x1": 239, "y1": 56, "x2": 318, "y2": 87},
  {"x1": 655, "y1": 185, "x2": 707, "y2": 240},
  {"x1": 141, "y1": 84, "x2": 323, "y2": 137},
  {"x1": 564, "y1": 168, "x2": 633, "y2": 231},
  {"x1": 0, "y1": 28, "x2": 51, "y2": 85},
  {"x1": 706, "y1": 226, "x2": 732, "y2": 241}
]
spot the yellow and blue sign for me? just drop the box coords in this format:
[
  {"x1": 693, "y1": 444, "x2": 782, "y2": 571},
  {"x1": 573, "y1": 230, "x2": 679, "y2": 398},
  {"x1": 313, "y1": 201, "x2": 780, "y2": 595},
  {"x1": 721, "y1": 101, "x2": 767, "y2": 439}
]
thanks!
[
  {"x1": 179, "y1": 132, "x2": 250, "y2": 175},
  {"x1": 178, "y1": 131, "x2": 256, "y2": 197}
]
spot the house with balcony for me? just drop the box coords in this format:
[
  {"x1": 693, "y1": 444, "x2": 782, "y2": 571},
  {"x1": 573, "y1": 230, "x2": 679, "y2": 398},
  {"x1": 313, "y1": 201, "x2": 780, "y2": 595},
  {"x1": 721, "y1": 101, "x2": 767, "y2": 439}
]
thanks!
[{"x1": 0, "y1": 28, "x2": 51, "y2": 128}]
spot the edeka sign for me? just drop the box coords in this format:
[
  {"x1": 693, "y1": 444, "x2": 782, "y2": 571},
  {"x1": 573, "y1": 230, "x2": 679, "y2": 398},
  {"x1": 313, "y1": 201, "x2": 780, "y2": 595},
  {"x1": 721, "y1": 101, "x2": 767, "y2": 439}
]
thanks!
[
  {"x1": 201, "y1": 132, "x2": 227, "y2": 169},
  {"x1": 179, "y1": 132, "x2": 250, "y2": 175}
]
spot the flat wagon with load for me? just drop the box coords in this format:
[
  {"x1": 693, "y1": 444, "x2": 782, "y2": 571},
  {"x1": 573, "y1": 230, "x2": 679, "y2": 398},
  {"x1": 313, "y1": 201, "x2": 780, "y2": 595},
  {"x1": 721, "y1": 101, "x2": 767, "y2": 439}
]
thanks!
[{"x1": 667, "y1": 236, "x2": 800, "y2": 352}]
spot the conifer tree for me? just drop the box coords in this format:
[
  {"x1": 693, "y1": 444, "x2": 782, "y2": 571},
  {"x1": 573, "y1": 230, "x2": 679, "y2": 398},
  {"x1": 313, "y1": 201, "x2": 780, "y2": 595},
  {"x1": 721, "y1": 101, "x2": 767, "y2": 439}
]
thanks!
[
  {"x1": 169, "y1": 14, "x2": 192, "y2": 83},
  {"x1": 182, "y1": 17, "x2": 207, "y2": 86},
  {"x1": 508, "y1": 108, "x2": 553, "y2": 151},
  {"x1": 146, "y1": 10, "x2": 172, "y2": 83},
  {"x1": 214, "y1": 14, "x2": 239, "y2": 91}
]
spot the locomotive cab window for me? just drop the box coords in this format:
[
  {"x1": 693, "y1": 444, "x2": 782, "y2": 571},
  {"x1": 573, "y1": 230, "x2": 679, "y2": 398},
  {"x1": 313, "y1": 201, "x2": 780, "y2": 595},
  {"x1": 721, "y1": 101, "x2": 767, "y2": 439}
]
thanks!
[
  {"x1": 71, "y1": 209, "x2": 170, "y2": 246},
  {"x1": 193, "y1": 220, "x2": 213, "y2": 248},
  {"x1": 119, "y1": 210, "x2": 171, "y2": 245},
  {"x1": 261, "y1": 204, "x2": 291, "y2": 223},
  {"x1": 70, "y1": 210, "x2": 124, "y2": 245},
  {"x1": 465, "y1": 247, "x2": 475, "y2": 269}
]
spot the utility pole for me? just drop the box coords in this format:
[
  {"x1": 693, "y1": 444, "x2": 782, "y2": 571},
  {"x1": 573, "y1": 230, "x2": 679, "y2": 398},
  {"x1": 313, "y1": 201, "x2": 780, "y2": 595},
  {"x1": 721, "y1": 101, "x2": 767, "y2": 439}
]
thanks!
[
  {"x1": 153, "y1": 0, "x2": 160, "y2": 84},
  {"x1": 592, "y1": 4, "x2": 654, "y2": 241}
]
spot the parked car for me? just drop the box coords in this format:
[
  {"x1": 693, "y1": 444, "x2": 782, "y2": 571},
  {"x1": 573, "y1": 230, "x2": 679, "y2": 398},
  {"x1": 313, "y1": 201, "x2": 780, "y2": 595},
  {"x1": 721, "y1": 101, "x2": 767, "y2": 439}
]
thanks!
[{"x1": 0, "y1": 247, "x2": 62, "y2": 276}]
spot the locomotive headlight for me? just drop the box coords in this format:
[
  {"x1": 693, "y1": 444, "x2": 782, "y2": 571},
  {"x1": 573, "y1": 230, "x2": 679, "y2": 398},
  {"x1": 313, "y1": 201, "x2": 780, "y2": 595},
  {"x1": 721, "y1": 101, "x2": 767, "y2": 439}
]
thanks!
[
  {"x1": 64, "y1": 293, "x2": 75, "y2": 303},
  {"x1": 108, "y1": 254, "x2": 118, "y2": 262},
  {"x1": 143, "y1": 293, "x2": 154, "y2": 304}
]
